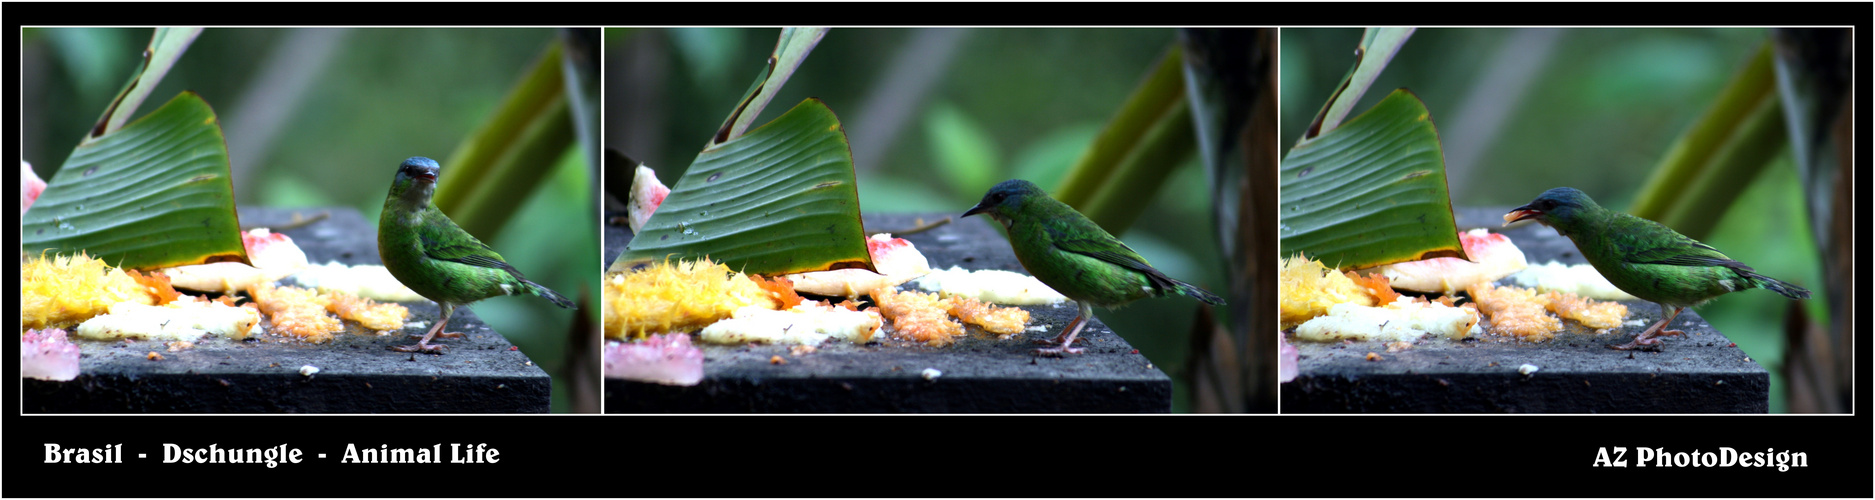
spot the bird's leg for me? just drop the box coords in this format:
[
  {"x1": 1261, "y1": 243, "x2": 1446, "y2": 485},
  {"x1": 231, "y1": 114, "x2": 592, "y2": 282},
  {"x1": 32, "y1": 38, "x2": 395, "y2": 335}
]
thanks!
[
  {"x1": 1610, "y1": 304, "x2": 1686, "y2": 351},
  {"x1": 392, "y1": 302, "x2": 456, "y2": 354},
  {"x1": 1033, "y1": 314, "x2": 1085, "y2": 346},
  {"x1": 1033, "y1": 301, "x2": 1093, "y2": 357}
]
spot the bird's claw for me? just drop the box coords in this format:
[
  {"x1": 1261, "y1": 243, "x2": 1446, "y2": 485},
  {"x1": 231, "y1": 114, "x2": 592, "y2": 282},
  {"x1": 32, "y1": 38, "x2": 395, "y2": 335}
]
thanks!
[
  {"x1": 390, "y1": 343, "x2": 448, "y2": 354},
  {"x1": 1031, "y1": 346, "x2": 1085, "y2": 357},
  {"x1": 1607, "y1": 341, "x2": 1663, "y2": 352},
  {"x1": 1608, "y1": 329, "x2": 1684, "y2": 352},
  {"x1": 409, "y1": 331, "x2": 465, "y2": 340}
]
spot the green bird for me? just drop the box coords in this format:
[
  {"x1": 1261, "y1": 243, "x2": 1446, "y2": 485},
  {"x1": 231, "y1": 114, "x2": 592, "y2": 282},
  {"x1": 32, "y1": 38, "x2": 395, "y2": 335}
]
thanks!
[
  {"x1": 378, "y1": 156, "x2": 574, "y2": 354},
  {"x1": 1505, "y1": 187, "x2": 1809, "y2": 351},
  {"x1": 964, "y1": 179, "x2": 1225, "y2": 356}
]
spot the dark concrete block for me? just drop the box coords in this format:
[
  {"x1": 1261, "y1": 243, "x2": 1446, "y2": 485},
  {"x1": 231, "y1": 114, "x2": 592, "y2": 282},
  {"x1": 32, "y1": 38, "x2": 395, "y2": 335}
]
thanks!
[
  {"x1": 604, "y1": 212, "x2": 1173, "y2": 413},
  {"x1": 1281, "y1": 207, "x2": 1769, "y2": 413},
  {"x1": 23, "y1": 207, "x2": 551, "y2": 413}
]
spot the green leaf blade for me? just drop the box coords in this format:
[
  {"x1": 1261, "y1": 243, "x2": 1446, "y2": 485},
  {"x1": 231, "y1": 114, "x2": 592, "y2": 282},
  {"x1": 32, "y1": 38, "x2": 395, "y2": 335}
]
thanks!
[
  {"x1": 1280, "y1": 89, "x2": 1463, "y2": 269},
  {"x1": 1305, "y1": 27, "x2": 1414, "y2": 142},
  {"x1": 616, "y1": 98, "x2": 872, "y2": 276},
  {"x1": 24, "y1": 92, "x2": 246, "y2": 269},
  {"x1": 94, "y1": 27, "x2": 202, "y2": 138}
]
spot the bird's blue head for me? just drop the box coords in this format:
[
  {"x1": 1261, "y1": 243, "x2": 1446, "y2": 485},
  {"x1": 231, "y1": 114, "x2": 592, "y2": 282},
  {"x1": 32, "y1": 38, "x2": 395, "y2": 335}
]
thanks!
[
  {"x1": 389, "y1": 156, "x2": 442, "y2": 202},
  {"x1": 1506, "y1": 186, "x2": 1600, "y2": 231},
  {"x1": 963, "y1": 179, "x2": 1046, "y2": 224}
]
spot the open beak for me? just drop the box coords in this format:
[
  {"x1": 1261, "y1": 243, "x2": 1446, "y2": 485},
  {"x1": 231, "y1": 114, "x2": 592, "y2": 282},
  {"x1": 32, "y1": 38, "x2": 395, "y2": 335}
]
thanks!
[
  {"x1": 1503, "y1": 206, "x2": 1542, "y2": 227},
  {"x1": 415, "y1": 169, "x2": 438, "y2": 183}
]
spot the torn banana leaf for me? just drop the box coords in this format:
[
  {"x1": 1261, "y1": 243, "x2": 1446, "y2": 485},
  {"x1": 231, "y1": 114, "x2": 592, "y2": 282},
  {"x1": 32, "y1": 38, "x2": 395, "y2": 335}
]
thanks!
[
  {"x1": 711, "y1": 27, "x2": 829, "y2": 146},
  {"x1": 1279, "y1": 89, "x2": 1465, "y2": 269},
  {"x1": 23, "y1": 92, "x2": 248, "y2": 269},
  {"x1": 613, "y1": 98, "x2": 874, "y2": 276}
]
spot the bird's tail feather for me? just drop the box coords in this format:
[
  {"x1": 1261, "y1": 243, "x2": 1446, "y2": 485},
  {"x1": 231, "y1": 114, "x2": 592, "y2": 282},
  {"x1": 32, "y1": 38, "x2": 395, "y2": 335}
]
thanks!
[
  {"x1": 525, "y1": 279, "x2": 576, "y2": 309},
  {"x1": 1170, "y1": 278, "x2": 1225, "y2": 306},
  {"x1": 1743, "y1": 271, "x2": 1811, "y2": 300}
]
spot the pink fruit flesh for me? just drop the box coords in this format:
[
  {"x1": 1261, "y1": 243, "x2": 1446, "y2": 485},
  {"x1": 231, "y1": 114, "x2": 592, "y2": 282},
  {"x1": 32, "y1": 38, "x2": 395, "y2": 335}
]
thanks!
[
  {"x1": 22, "y1": 162, "x2": 46, "y2": 215},
  {"x1": 627, "y1": 166, "x2": 671, "y2": 234},
  {"x1": 604, "y1": 334, "x2": 704, "y2": 386},
  {"x1": 22, "y1": 329, "x2": 81, "y2": 381}
]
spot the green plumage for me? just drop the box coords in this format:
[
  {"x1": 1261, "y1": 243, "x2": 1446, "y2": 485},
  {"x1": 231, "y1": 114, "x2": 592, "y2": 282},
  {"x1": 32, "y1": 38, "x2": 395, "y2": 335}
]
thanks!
[
  {"x1": 1507, "y1": 187, "x2": 1807, "y2": 350},
  {"x1": 378, "y1": 157, "x2": 572, "y2": 353},
  {"x1": 965, "y1": 179, "x2": 1223, "y2": 355}
]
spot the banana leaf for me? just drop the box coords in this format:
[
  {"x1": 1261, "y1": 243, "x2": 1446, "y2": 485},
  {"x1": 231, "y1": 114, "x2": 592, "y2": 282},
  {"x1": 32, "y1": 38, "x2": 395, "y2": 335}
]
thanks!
[
  {"x1": 1301, "y1": 28, "x2": 1415, "y2": 142},
  {"x1": 710, "y1": 27, "x2": 828, "y2": 146},
  {"x1": 612, "y1": 98, "x2": 874, "y2": 276},
  {"x1": 1278, "y1": 89, "x2": 1465, "y2": 268},
  {"x1": 91, "y1": 27, "x2": 201, "y2": 138},
  {"x1": 23, "y1": 92, "x2": 247, "y2": 269}
]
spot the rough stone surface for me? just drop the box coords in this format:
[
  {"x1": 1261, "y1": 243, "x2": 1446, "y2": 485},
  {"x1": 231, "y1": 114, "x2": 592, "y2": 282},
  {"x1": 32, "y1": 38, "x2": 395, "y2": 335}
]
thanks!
[
  {"x1": 604, "y1": 211, "x2": 1173, "y2": 413},
  {"x1": 1281, "y1": 207, "x2": 1769, "y2": 413},
  {"x1": 23, "y1": 207, "x2": 551, "y2": 413}
]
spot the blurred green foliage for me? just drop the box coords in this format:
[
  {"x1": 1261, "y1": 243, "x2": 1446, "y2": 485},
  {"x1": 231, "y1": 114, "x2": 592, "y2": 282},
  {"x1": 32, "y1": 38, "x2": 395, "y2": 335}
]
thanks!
[
  {"x1": 22, "y1": 28, "x2": 597, "y2": 413},
  {"x1": 1282, "y1": 28, "x2": 1822, "y2": 413},
  {"x1": 607, "y1": 28, "x2": 1224, "y2": 411}
]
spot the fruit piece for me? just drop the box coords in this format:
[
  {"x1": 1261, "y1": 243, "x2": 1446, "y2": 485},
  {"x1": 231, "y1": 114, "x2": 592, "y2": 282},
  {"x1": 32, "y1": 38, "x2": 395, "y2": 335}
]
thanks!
[
  {"x1": 1508, "y1": 260, "x2": 1640, "y2": 301},
  {"x1": 1543, "y1": 291, "x2": 1628, "y2": 330},
  {"x1": 1293, "y1": 296, "x2": 1480, "y2": 342},
  {"x1": 911, "y1": 265, "x2": 1068, "y2": 305},
  {"x1": 163, "y1": 228, "x2": 310, "y2": 294},
  {"x1": 1279, "y1": 255, "x2": 1374, "y2": 330},
  {"x1": 247, "y1": 283, "x2": 343, "y2": 343},
  {"x1": 73, "y1": 297, "x2": 262, "y2": 342},
  {"x1": 324, "y1": 292, "x2": 410, "y2": 332},
  {"x1": 604, "y1": 334, "x2": 704, "y2": 386},
  {"x1": 291, "y1": 261, "x2": 426, "y2": 303},
  {"x1": 1467, "y1": 283, "x2": 1562, "y2": 340},
  {"x1": 1344, "y1": 270, "x2": 1401, "y2": 305},
  {"x1": 696, "y1": 303, "x2": 882, "y2": 345},
  {"x1": 1367, "y1": 229, "x2": 1528, "y2": 294},
  {"x1": 22, "y1": 252, "x2": 158, "y2": 330},
  {"x1": 21, "y1": 329, "x2": 81, "y2": 381},
  {"x1": 22, "y1": 161, "x2": 45, "y2": 215},
  {"x1": 626, "y1": 165, "x2": 670, "y2": 234},
  {"x1": 603, "y1": 257, "x2": 780, "y2": 340},
  {"x1": 785, "y1": 234, "x2": 933, "y2": 298},
  {"x1": 945, "y1": 295, "x2": 1030, "y2": 335},
  {"x1": 873, "y1": 288, "x2": 964, "y2": 346}
]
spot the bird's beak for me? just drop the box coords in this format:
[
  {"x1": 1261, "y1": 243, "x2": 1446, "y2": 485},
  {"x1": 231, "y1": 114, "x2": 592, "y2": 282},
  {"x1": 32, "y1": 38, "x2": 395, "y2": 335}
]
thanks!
[
  {"x1": 1503, "y1": 206, "x2": 1542, "y2": 227},
  {"x1": 962, "y1": 204, "x2": 989, "y2": 219},
  {"x1": 415, "y1": 170, "x2": 438, "y2": 183}
]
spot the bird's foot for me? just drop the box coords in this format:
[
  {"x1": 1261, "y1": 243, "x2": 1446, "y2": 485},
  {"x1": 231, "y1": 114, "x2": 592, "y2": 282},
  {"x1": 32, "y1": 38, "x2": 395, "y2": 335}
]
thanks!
[
  {"x1": 390, "y1": 342, "x2": 448, "y2": 354},
  {"x1": 1608, "y1": 329, "x2": 1684, "y2": 352},
  {"x1": 1030, "y1": 346, "x2": 1086, "y2": 357},
  {"x1": 407, "y1": 331, "x2": 466, "y2": 340}
]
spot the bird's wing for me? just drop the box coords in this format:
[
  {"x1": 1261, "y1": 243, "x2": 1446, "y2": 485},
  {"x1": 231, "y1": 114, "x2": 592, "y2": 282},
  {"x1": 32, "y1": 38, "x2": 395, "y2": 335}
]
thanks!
[
  {"x1": 1050, "y1": 234, "x2": 1181, "y2": 291},
  {"x1": 417, "y1": 206, "x2": 526, "y2": 277},
  {"x1": 1613, "y1": 216, "x2": 1750, "y2": 271}
]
